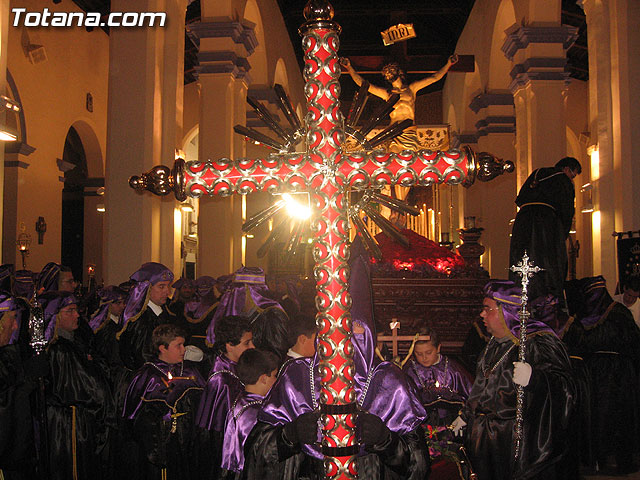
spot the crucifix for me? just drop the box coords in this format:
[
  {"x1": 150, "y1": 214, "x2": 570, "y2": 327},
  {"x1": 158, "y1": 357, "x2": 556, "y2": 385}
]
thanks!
[
  {"x1": 130, "y1": 2, "x2": 512, "y2": 478},
  {"x1": 509, "y1": 251, "x2": 543, "y2": 460},
  {"x1": 376, "y1": 319, "x2": 430, "y2": 360}
]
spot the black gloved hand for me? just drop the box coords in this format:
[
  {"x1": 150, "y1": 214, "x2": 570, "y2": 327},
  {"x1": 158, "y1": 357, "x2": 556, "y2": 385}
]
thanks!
[
  {"x1": 357, "y1": 412, "x2": 391, "y2": 446},
  {"x1": 283, "y1": 410, "x2": 320, "y2": 445},
  {"x1": 23, "y1": 353, "x2": 50, "y2": 379}
]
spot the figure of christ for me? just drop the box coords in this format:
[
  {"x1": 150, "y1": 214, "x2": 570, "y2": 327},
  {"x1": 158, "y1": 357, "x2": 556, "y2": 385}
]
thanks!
[
  {"x1": 341, "y1": 55, "x2": 458, "y2": 153},
  {"x1": 341, "y1": 55, "x2": 458, "y2": 223}
]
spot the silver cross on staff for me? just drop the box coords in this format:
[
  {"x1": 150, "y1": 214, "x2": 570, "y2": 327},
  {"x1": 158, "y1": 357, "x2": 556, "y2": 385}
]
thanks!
[{"x1": 509, "y1": 251, "x2": 543, "y2": 461}]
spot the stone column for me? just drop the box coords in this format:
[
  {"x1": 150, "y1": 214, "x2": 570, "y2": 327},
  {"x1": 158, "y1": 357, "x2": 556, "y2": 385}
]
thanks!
[
  {"x1": 581, "y1": 0, "x2": 640, "y2": 284},
  {"x1": 466, "y1": 92, "x2": 517, "y2": 275},
  {"x1": 502, "y1": 24, "x2": 578, "y2": 188},
  {"x1": 188, "y1": 19, "x2": 255, "y2": 277},
  {"x1": 104, "y1": 0, "x2": 186, "y2": 284}
]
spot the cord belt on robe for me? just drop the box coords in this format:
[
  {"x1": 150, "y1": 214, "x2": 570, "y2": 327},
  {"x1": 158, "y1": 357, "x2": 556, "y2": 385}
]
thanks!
[
  {"x1": 71, "y1": 405, "x2": 78, "y2": 480},
  {"x1": 519, "y1": 202, "x2": 556, "y2": 211}
]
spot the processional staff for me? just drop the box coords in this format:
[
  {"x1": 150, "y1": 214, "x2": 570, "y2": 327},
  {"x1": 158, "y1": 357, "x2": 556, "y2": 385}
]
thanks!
[
  {"x1": 509, "y1": 251, "x2": 543, "y2": 461},
  {"x1": 129, "y1": 1, "x2": 513, "y2": 478},
  {"x1": 28, "y1": 292, "x2": 50, "y2": 479}
]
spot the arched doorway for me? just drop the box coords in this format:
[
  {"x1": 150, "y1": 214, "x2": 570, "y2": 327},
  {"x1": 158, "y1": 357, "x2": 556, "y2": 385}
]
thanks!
[{"x1": 61, "y1": 126, "x2": 88, "y2": 282}]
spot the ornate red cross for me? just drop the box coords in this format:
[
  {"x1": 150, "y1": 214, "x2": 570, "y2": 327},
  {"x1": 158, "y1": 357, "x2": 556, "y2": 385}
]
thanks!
[{"x1": 130, "y1": 2, "x2": 512, "y2": 478}]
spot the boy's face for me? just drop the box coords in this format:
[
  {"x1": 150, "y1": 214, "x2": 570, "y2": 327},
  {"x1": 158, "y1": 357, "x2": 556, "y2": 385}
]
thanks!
[
  {"x1": 159, "y1": 336, "x2": 186, "y2": 364},
  {"x1": 226, "y1": 331, "x2": 254, "y2": 362},
  {"x1": 414, "y1": 341, "x2": 440, "y2": 367}
]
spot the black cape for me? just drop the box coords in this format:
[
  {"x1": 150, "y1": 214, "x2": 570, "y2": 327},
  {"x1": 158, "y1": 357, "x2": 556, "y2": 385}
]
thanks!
[
  {"x1": 118, "y1": 306, "x2": 173, "y2": 371},
  {"x1": 463, "y1": 333, "x2": 575, "y2": 480},
  {"x1": 46, "y1": 333, "x2": 114, "y2": 480},
  {"x1": 509, "y1": 166, "x2": 575, "y2": 300},
  {"x1": 0, "y1": 344, "x2": 39, "y2": 476},
  {"x1": 242, "y1": 421, "x2": 428, "y2": 480},
  {"x1": 565, "y1": 302, "x2": 640, "y2": 468}
]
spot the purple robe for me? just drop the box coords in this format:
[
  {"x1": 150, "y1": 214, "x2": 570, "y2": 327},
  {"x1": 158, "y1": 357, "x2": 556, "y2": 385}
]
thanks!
[
  {"x1": 195, "y1": 354, "x2": 244, "y2": 431},
  {"x1": 122, "y1": 360, "x2": 205, "y2": 420},
  {"x1": 403, "y1": 355, "x2": 473, "y2": 406},
  {"x1": 244, "y1": 238, "x2": 429, "y2": 479},
  {"x1": 122, "y1": 359, "x2": 205, "y2": 477},
  {"x1": 221, "y1": 391, "x2": 264, "y2": 473},
  {"x1": 260, "y1": 335, "x2": 426, "y2": 460},
  {"x1": 206, "y1": 266, "x2": 283, "y2": 345}
]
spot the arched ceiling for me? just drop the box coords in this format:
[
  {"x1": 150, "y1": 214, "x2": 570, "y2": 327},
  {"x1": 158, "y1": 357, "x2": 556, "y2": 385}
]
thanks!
[{"x1": 68, "y1": 0, "x2": 588, "y2": 85}]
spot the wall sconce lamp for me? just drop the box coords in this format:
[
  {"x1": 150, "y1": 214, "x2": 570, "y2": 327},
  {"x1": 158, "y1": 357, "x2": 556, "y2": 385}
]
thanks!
[
  {"x1": 96, "y1": 204, "x2": 106, "y2": 212},
  {"x1": 180, "y1": 202, "x2": 194, "y2": 213},
  {"x1": 0, "y1": 95, "x2": 20, "y2": 142},
  {"x1": 580, "y1": 183, "x2": 594, "y2": 213},
  {"x1": 16, "y1": 232, "x2": 31, "y2": 269},
  {"x1": 188, "y1": 221, "x2": 198, "y2": 238}
]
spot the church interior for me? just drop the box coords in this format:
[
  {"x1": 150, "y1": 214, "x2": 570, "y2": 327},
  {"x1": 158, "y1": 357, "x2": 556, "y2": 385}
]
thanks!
[
  {"x1": 2, "y1": 1, "x2": 640, "y2": 479},
  {"x1": 2, "y1": 0, "x2": 638, "y2": 296}
]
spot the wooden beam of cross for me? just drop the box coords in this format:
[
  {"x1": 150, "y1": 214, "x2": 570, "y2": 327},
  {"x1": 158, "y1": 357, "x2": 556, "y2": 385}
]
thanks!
[{"x1": 129, "y1": 2, "x2": 513, "y2": 479}]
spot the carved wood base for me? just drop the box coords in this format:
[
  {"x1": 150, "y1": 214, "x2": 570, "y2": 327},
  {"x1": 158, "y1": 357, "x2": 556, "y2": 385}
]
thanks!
[{"x1": 372, "y1": 277, "x2": 487, "y2": 355}]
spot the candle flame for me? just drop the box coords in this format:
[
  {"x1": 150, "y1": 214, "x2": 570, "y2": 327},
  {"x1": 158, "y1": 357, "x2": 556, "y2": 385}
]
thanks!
[
  {"x1": 435, "y1": 380, "x2": 440, "y2": 388},
  {"x1": 167, "y1": 372, "x2": 173, "y2": 380}
]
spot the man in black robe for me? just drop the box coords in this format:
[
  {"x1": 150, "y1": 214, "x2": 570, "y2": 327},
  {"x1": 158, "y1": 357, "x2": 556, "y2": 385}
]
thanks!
[
  {"x1": 509, "y1": 157, "x2": 581, "y2": 302},
  {"x1": 564, "y1": 276, "x2": 640, "y2": 474},
  {"x1": 38, "y1": 262, "x2": 95, "y2": 350},
  {"x1": 0, "y1": 291, "x2": 47, "y2": 479},
  {"x1": 167, "y1": 277, "x2": 195, "y2": 323},
  {"x1": 452, "y1": 280, "x2": 575, "y2": 480},
  {"x1": 118, "y1": 262, "x2": 174, "y2": 371},
  {"x1": 43, "y1": 291, "x2": 114, "y2": 480}
]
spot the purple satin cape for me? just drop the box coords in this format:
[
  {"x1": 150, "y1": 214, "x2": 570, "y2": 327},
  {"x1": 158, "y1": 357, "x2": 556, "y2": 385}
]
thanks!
[
  {"x1": 13, "y1": 270, "x2": 35, "y2": 299},
  {"x1": 172, "y1": 277, "x2": 194, "y2": 290},
  {"x1": 259, "y1": 352, "x2": 426, "y2": 459},
  {"x1": 221, "y1": 391, "x2": 264, "y2": 472},
  {"x1": 0, "y1": 292, "x2": 17, "y2": 344},
  {"x1": 403, "y1": 355, "x2": 473, "y2": 404},
  {"x1": 259, "y1": 238, "x2": 426, "y2": 459},
  {"x1": 206, "y1": 267, "x2": 283, "y2": 345},
  {"x1": 195, "y1": 354, "x2": 245, "y2": 431},
  {"x1": 121, "y1": 263, "x2": 174, "y2": 334},
  {"x1": 37, "y1": 262, "x2": 60, "y2": 293},
  {"x1": 185, "y1": 276, "x2": 218, "y2": 321},
  {"x1": 484, "y1": 280, "x2": 556, "y2": 342},
  {"x1": 570, "y1": 276, "x2": 613, "y2": 328},
  {"x1": 122, "y1": 359, "x2": 205, "y2": 420},
  {"x1": 43, "y1": 292, "x2": 78, "y2": 341},
  {"x1": 89, "y1": 286, "x2": 126, "y2": 333}
]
